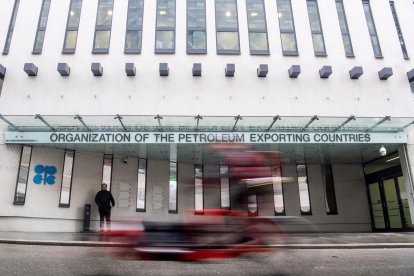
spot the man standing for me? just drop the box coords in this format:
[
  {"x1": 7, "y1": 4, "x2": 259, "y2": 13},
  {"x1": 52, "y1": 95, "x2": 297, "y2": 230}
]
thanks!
[{"x1": 95, "y1": 183, "x2": 115, "y2": 231}]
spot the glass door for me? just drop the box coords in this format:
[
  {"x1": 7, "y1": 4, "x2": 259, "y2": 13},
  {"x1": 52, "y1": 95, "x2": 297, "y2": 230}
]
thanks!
[
  {"x1": 383, "y1": 178, "x2": 402, "y2": 229},
  {"x1": 397, "y1": 177, "x2": 413, "y2": 228},
  {"x1": 368, "y1": 181, "x2": 386, "y2": 229}
]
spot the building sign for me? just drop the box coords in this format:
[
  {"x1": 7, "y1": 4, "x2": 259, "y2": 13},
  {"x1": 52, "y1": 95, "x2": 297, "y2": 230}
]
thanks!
[{"x1": 4, "y1": 131, "x2": 407, "y2": 144}]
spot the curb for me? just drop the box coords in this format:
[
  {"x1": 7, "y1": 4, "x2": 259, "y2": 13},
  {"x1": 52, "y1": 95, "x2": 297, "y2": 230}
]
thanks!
[{"x1": 1, "y1": 239, "x2": 414, "y2": 249}]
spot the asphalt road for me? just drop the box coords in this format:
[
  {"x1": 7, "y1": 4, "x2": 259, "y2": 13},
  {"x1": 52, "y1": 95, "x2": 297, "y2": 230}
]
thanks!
[{"x1": 0, "y1": 244, "x2": 413, "y2": 276}]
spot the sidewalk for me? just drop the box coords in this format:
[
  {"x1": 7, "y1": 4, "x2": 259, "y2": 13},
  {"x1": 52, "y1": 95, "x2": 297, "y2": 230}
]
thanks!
[{"x1": 1, "y1": 231, "x2": 414, "y2": 249}]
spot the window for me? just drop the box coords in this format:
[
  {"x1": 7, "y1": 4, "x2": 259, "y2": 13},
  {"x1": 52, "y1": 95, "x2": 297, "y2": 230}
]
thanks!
[
  {"x1": 59, "y1": 150, "x2": 75, "y2": 207},
  {"x1": 169, "y1": 161, "x2": 178, "y2": 213},
  {"x1": 389, "y1": 1, "x2": 408, "y2": 59},
  {"x1": 155, "y1": 0, "x2": 176, "y2": 53},
  {"x1": 276, "y1": 0, "x2": 298, "y2": 56},
  {"x1": 32, "y1": 0, "x2": 51, "y2": 54},
  {"x1": 62, "y1": 0, "x2": 83, "y2": 53},
  {"x1": 125, "y1": 0, "x2": 144, "y2": 54},
  {"x1": 321, "y1": 164, "x2": 337, "y2": 214},
  {"x1": 246, "y1": 0, "x2": 269, "y2": 55},
  {"x1": 13, "y1": 146, "x2": 32, "y2": 205},
  {"x1": 136, "y1": 159, "x2": 147, "y2": 212},
  {"x1": 272, "y1": 165, "x2": 285, "y2": 215},
  {"x1": 306, "y1": 0, "x2": 326, "y2": 56},
  {"x1": 335, "y1": 0, "x2": 354, "y2": 57},
  {"x1": 187, "y1": 0, "x2": 207, "y2": 54},
  {"x1": 297, "y1": 164, "x2": 311, "y2": 215},
  {"x1": 3, "y1": 0, "x2": 20, "y2": 54},
  {"x1": 220, "y1": 165, "x2": 230, "y2": 209},
  {"x1": 93, "y1": 0, "x2": 113, "y2": 53},
  {"x1": 101, "y1": 155, "x2": 113, "y2": 190},
  {"x1": 362, "y1": 0, "x2": 382, "y2": 58},
  {"x1": 194, "y1": 165, "x2": 204, "y2": 214},
  {"x1": 215, "y1": 0, "x2": 240, "y2": 54}
]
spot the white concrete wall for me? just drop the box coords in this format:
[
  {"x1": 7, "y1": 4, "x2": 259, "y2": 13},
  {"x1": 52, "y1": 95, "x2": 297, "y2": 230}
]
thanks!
[{"x1": 0, "y1": 0, "x2": 413, "y2": 116}]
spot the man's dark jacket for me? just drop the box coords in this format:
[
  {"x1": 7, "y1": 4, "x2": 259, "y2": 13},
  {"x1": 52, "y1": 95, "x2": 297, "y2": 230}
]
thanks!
[{"x1": 95, "y1": 190, "x2": 115, "y2": 210}]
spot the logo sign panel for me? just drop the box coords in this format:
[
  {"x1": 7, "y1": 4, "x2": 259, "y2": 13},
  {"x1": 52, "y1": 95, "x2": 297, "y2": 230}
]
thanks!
[{"x1": 33, "y1": 165, "x2": 57, "y2": 185}]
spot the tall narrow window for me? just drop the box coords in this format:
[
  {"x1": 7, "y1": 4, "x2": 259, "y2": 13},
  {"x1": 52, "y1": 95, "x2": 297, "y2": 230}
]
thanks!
[
  {"x1": 32, "y1": 0, "x2": 51, "y2": 54},
  {"x1": 187, "y1": 0, "x2": 207, "y2": 54},
  {"x1": 13, "y1": 146, "x2": 32, "y2": 205},
  {"x1": 389, "y1": 1, "x2": 408, "y2": 59},
  {"x1": 297, "y1": 164, "x2": 311, "y2": 215},
  {"x1": 362, "y1": 0, "x2": 382, "y2": 58},
  {"x1": 101, "y1": 155, "x2": 113, "y2": 190},
  {"x1": 272, "y1": 165, "x2": 285, "y2": 215},
  {"x1": 195, "y1": 165, "x2": 204, "y2": 214},
  {"x1": 276, "y1": 0, "x2": 298, "y2": 56},
  {"x1": 321, "y1": 164, "x2": 337, "y2": 215},
  {"x1": 215, "y1": 0, "x2": 240, "y2": 54},
  {"x1": 93, "y1": 0, "x2": 113, "y2": 53},
  {"x1": 3, "y1": 0, "x2": 20, "y2": 54},
  {"x1": 169, "y1": 161, "x2": 178, "y2": 213},
  {"x1": 125, "y1": 0, "x2": 144, "y2": 54},
  {"x1": 246, "y1": 0, "x2": 269, "y2": 55},
  {"x1": 62, "y1": 0, "x2": 83, "y2": 53},
  {"x1": 59, "y1": 150, "x2": 75, "y2": 207},
  {"x1": 306, "y1": 0, "x2": 326, "y2": 56},
  {"x1": 335, "y1": 0, "x2": 354, "y2": 57},
  {"x1": 220, "y1": 165, "x2": 230, "y2": 209},
  {"x1": 136, "y1": 159, "x2": 147, "y2": 212},
  {"x1": 155, "y1": 0, "x2": 176, "y2": 53}
]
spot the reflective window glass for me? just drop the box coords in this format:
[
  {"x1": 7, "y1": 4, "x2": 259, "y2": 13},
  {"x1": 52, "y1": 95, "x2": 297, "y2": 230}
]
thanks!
[
  {"x1": 272, "y1": 165, "x2": 285, "y2": 215},
  {"x1": 13, "y1": 146, "x2": 32, "y2": 205},
  {"x1": 169, "y1": 162, "x2": 178, "y2": 213},
  {"x1": 155, "y1": 0, "x2": 175, "y2": 53},
  {"x1": 59, "y1": 150, "x2": 75, "y2": 207},
  {"x1": 125, "y1": 0, "x2": 144, "y2": 53},
  {"x1": 306, "y1": 0, "x2": 326, "y2": 56},
  {"x1": 389, "y1": 1, "x2": 408, "y2": 59},
  {"x1": 195, "y1": 165, "x2": 204, "y2": 213},
  {"x1": 136, "y1": 159, "x2": 147, "y2": 211},
  {"x1": 33, "y1": 0, "x2": 51, "y2": 54},
  {"x1": 187, "y1": 0, "x2": 206, "y2": 53},
  {"x1": 215, "y1": 0, "x2": 240, "y2": 54},
  {"x1": 246, "y1": 0, "x2": 269, "y2": 54},
  {"x1": 63, "y1": 0, "x2": 83, "y2": 53},
  {"x1": 362, "y1": 0, "x2": 382, "y2": 58},
  {"x1": 93, "y1": 0, "x2": 113, "y2": 53},
  {"x1": 335, "y1": 0, "x2": 354, "y2": 57},
  {"x1": 102, "y1": 155, "x2": 113, "y2": 190},
  {"x1": 276, "y1": 0, "x2": 298, "y2": 55},
  {"x1": 297, "y1": 164, "x2": 311, "y2": 214},
  {"x1": 220, "y1": 165, "x2": 230, "y2": 209},
  {"x1": 3, "y1": 0, "x2": 20, "y2": 54}
]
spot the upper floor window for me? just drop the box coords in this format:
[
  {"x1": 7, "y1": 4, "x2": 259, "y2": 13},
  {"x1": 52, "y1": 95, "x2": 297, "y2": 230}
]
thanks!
[
  {"x1": 3, "y1": 0, "x2": 20, "y2": 54},
  {"x1": 335, "y1": 0, "x2": 354, "y2": 57},
  {"x1": 63, "y1": 0, "x2": 83, "y2": 53},
  {"x1": 125, "y1": 0, "x2": 144, "y2": 54},
  {"x1": 187, "y1": 0, "x2": 207, "y2": 54},
  {"x1": 362, "y1": 0, "x2": 382, "y2": 58},
  {"x1": 33, "y1": 0, "x2": 51, "y2": 54},
  {"x1": 92, "y1": 0, "x2": 114, "y2": 53},
  {"x1": 215, "y1": 0, "x2": 240, "y2": 54},
  {"x1": 306, "y1": 0, "x2": 326, "y2": 56},
  {"x1": 246, "y1": 0, "x2": 269, "y2": 55},
  {"x1": 155, "y1": 0, "x2": 176, "y2": 54},
  {"x1": 389, "y1": 1, "x2": 408, "y2": 59},
  {"x1": 276, "y1": 0, "x2": 298, "y2": 56}
]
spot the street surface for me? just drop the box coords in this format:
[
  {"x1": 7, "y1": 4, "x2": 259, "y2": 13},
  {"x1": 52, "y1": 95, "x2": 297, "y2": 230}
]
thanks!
[{"x1": 0, "y1": 244, "x2": 413, "y2": 275}]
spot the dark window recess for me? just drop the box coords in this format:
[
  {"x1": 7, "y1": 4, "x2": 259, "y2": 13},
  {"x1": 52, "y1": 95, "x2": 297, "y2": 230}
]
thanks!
[{"x1": 321, "y1": 164, "x2": 338, "y2": 214}]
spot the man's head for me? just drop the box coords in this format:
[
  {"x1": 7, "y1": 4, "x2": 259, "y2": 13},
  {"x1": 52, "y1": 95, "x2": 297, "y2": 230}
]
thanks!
[{"x1": 101, "y1": 183, "x2": 108, "y2": 191}]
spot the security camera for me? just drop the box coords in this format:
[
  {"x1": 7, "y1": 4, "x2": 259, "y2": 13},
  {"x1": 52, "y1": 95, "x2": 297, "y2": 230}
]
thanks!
[
  {"x1": 379, "y1": 145, "x2": 387, "y2": 157},
  {"x1": 123, "y1": 158, "x2": 128, "y2": 164}
]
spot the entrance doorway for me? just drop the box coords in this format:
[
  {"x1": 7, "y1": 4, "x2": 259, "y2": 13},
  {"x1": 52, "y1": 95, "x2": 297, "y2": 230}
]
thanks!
[{"x1": 365, "y1": 163, "x2": 413, "y2": 231}]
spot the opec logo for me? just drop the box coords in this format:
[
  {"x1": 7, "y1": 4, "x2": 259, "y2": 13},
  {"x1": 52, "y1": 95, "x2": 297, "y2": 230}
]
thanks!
[{"x1": 33, "y1": 165, "x2": 57, "y2": 185}]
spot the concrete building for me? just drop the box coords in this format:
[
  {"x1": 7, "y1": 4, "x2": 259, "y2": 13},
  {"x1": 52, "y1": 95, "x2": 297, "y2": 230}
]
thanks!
[{"x1": 0, "y1": 0, "x2": 413, "y2": 232}]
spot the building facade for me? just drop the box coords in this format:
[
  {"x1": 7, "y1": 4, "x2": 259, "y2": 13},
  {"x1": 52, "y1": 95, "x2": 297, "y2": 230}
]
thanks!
[{"x1": 0, "y1": 0, "x2": 414, "y2": 232}]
